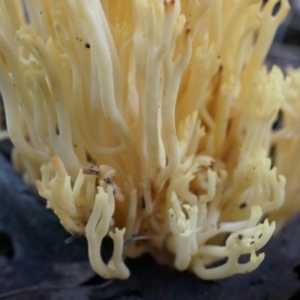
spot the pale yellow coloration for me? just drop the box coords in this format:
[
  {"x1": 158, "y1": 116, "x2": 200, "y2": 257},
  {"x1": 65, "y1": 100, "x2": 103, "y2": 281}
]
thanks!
[
  {"x1": 270, "y1": 68, "x2": 300, "y2": 231},
  {"x1": 0, "y1": 0, "x2": 294, "y2": 280}
]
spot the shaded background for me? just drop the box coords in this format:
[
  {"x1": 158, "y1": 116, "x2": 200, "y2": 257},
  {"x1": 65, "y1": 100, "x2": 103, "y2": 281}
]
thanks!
[{"x1": 1, "y1": 1, "x2": 300, "y2": 299}]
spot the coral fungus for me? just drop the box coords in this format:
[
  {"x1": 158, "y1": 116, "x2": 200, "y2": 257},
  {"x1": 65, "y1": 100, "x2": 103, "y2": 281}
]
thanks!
[{"x1": 0, "y1": 0, "x2": 298, "y2": 280}]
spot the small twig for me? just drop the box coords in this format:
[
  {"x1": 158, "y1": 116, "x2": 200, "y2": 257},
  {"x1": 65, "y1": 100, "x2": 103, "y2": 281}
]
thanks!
[
  {"x1": 124, "y1": 234, "x2": 152, "y2": 246},
  {"x1": 64, "y1": 231, "x2": 83, "y2": 244}
]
